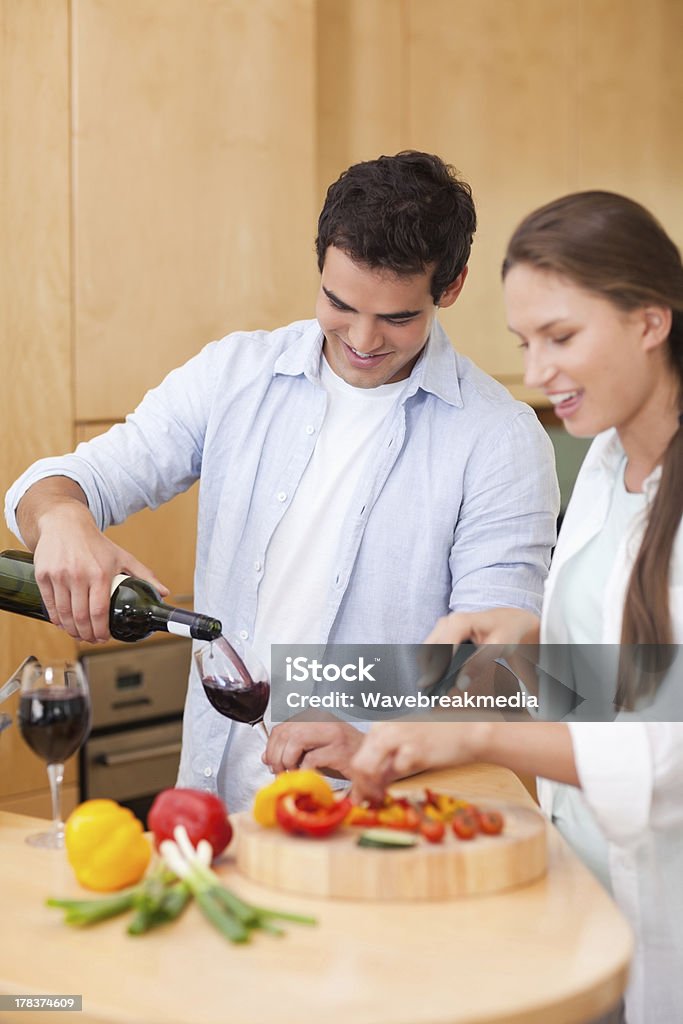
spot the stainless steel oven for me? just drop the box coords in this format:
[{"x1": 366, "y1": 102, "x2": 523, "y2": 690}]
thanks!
[{"x1": 79, "y1": 639, "x2": 191, "y2": 826}]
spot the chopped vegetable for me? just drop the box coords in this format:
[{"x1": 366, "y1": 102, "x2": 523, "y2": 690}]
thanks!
[
  {"x1": 159, "y1": 825, "x2": 317, "y2": 943},
  {"x1": 64, "y1": 800, "x2": 152, "y2": 892},
  {"x1": 419, "y1": 819, "x2": 446, "y2": 844},
  {"x1": 452, "y1": 808, "x2": 479, "y2": 840},
  {"x1": 253, "y1": 770, "x2": 334, "y2": 827},
  {"x1": 148, "y1": 788, "x2": 232, "y2": 859},
  {"x1": 478, "y1": 810, "x2": 504, "y2": 835},
  {"x1": 356, "y1": 828, "x2": 418, "y2": 849},
  {"x1": 275, "y1": 792, "x2": 351, "y2": 839}
]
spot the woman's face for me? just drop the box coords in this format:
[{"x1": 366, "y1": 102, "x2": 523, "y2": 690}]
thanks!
[{"x1": 504, "y1": 263, "x2": 667, "y2": 439}]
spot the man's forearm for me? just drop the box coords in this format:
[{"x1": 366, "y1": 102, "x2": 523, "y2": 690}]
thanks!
[{"x1": 15, "y1": 477, "x2": 92, "y2": 550}]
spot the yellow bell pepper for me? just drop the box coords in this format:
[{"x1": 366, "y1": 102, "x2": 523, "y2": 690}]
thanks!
[
  {"x1": 65, "y1": 799, "x2": 152, "y2": 892},
  {"x1": 253, "y1": 770, "x2": 334, "y2": 827}
]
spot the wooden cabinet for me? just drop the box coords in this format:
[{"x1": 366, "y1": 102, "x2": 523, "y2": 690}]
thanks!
[
  {"x1": 72, "y1": 0, "x2": 318, "y2": 422},
  {"x1": 316, "y1": 0, "x2": 683, "y2": 389}
]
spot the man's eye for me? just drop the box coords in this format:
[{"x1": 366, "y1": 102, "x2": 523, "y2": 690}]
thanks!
[
  {"x1": 551, "y1": 334, "x2": 572, "y2": 345},
  {"x1": 385, "y1": 317, "x2": 415, "y2": 327}
]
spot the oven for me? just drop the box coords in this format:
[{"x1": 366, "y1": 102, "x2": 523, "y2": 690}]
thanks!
[{"x1": 79, "y1": 639, "x2": 191, "y2": 826}]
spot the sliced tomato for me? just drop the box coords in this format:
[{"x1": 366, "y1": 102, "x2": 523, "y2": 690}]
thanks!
[
  {"x1": 452, "y1": 808, "x2": 479, "y2": 840},
  {"x1": 478, "y1": 810, "x2": 504, "y2": 835},
  {"x1": 419, "y1": 819, "x2": 446, "y2": 844}
]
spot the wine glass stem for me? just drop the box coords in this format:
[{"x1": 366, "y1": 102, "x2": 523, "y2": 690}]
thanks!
[
  {"x1": 257, "y1": 720, "x2": 270, "y2": 743},
  {"x1": 47, "y1": 762, "x2": 65, "y2": 837}
]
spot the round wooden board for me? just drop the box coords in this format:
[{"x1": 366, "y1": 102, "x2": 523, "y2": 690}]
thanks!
[{"x1": 233, "y1": 795, "x2": 548, "y2": 901}]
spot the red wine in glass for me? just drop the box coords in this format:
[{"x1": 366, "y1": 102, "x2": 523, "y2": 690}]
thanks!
[
  {"x1": 201, "y1": 677, "x2": 269, "y2": 725},
  {"x1": 16, "y1": 659, "x2": 92, "y2": 848},
  {"x1": 18, "y1": 688, "x2": 90, "y2": 762},
  {"x1": 195, "y1": 635, "x2": 270, "y2": 740}
]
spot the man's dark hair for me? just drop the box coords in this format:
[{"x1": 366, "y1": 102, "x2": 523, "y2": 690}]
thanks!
[{"x1": 315, "y1": 151, "x2": 476, "y2": 302}]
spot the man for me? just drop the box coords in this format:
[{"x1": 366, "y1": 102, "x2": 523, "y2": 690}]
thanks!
[{"x1": 5, "y1": 151, "x2": 559, "y2": 810}]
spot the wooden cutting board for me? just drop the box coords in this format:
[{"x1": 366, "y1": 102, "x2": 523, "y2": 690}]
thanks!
[{"x1": 233, "y1": 796, "x2": 547, "y2": 901}]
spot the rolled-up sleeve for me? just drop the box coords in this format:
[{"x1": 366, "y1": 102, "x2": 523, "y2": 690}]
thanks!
[
  {"x1": 569, "y1": 722, "x2": 683, "y2": 844},
  {"x1": 449, "y1": 409, "x2": 560, "y2": 615},
  {"x1": 5, "y1": 339, "x2": 220, "y2": 542}
]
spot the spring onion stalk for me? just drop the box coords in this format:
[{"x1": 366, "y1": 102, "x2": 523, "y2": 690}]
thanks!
[
  {"x1": 158, "y1": 825, "x2": 317, "y2": 944},
  {"x1": 46, "y1": 865, "x2": 188, "y2": 932}
]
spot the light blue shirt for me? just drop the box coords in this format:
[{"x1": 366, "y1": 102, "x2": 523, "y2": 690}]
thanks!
[{"x1": 5, "y1": 318, "x2": 559, "y2": 798}]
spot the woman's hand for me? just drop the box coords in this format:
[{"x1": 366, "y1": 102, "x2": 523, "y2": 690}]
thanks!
[
  {"x1": 349, "y1": 722, "x2": 485, "y2": 805},
  {"x1": 425, "y1": 607, "x2": 541, "y2": 647}
]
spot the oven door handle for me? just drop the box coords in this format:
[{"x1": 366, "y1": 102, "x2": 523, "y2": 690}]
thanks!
[{"x1": 94, "y1": 741, "x2": 182, "y2": 767}]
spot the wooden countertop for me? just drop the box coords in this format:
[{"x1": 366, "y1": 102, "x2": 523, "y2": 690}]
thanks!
[{"x1": 0, "y1": 765, "x2": 632, "y2": 1024}]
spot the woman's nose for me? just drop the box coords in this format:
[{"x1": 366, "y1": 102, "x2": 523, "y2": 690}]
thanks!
[{"x1": 523, "y1": 348, "x2": 556, "y2": 389}]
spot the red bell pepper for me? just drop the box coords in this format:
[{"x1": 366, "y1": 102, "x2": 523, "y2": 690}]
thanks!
[
  {"x1": 148, "y1": 788, "x2": 233, "y2": 858},
  {"x1": 275, "y1": 792, "x2": 352, "y2": 839}
]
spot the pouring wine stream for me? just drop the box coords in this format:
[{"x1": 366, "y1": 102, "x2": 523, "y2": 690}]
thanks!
[{"x1": 196, "y1": 635, "x2": 271, "y2": 742}]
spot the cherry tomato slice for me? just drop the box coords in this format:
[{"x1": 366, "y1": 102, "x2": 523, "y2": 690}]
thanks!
[
  {"x1": 452, "y1": 808, "x2": 478, "y2": 840},
  {"x1": 478, "y1": 810, "x2": 504, "y2": 835},
  {"x1": 419, "y1": 819, "x2": 446, "y2": 844}
]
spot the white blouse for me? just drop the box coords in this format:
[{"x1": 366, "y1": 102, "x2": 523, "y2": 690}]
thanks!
[{"x1": 539, "y1": 429, "x2": 683, "y2": 1024}]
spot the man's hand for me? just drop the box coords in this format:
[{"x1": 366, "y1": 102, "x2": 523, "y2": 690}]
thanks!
[
  {"x1": 349, "y1": 722, "x2": 484, "y2": 805},
  {"x1": 262, "y1": 719, "x2": 364, "y2": 778},
  {"x1": 17, "y1": 478, "x2": 168, "y2": 643}
]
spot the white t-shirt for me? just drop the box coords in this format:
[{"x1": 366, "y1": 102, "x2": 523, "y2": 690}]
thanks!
[{"x1": 218, "y1": 355, "x2": 407, "y2": 810}]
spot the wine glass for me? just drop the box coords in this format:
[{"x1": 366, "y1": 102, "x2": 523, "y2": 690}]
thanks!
[
  {"x1": 195, "y1": 635, "x2": 270, "y2": 741},
  {"x1": 17, "y1": 659, "x2": 92, "y2": 848}
]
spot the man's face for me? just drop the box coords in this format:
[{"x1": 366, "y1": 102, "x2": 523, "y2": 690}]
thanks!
[{"x1": 316, "y1": 246, "x2": 465, "y2": 388}]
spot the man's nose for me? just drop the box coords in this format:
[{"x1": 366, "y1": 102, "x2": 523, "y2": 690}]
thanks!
[{"x1": 348, "y1": 318, "x2": 380, "y2": 353}]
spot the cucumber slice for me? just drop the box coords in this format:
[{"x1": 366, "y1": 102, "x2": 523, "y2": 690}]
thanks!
[{"x1": 356, "y1": 828, "x2": 418, "y2": 849}]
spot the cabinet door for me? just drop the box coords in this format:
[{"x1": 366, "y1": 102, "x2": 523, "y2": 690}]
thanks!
[
  {"x1": 73, "y1": 0, "x2": 318, "y2": 422},
  {"x1": 0, "y1": 0, "x2": 78, "y2": 805}
]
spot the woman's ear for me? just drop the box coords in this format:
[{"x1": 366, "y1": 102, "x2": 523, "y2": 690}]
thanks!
[
  {"x1": 437, "y1": 266, "x2": 469, "y2": 309},
  {"x1": 642, "y1": 305, "x2": 673, "y2": 351}
]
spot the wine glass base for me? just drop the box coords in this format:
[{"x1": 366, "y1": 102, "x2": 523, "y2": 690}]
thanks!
[{"x1": 25, "y1": 829, "x2": 65, "y2": 850}]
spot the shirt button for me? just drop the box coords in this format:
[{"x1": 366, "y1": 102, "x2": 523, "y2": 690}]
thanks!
[
  {"x1": 239, "y1": 629, "x2": 249, "y2": 641},
  {"x1": 254, "y1": 560, "x2": 262, "y2": 572},
  {"x1": 203, "y1": 767, "x2": 213, "y2": 778},
  {"x1": 305, "y1": 424, "x2": 315, "y2": 435},
  {"x1": 277, "y1": 491, "x2": 287, "y2": 502}
]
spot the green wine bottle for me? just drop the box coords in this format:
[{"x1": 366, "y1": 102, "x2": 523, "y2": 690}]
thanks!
[{"x1": 0, "y1": 549, "x2": 222, "y2": 643}]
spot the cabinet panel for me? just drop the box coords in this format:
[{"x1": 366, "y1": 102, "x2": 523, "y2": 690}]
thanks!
[
  {"x1": 0, "y1": 0, "x2": 77, "y2": 730},
  {"x1": 405, "y1": 0, "x2": 576, "y2": 381},
  {"x1": 73, "y1": 0, "x2": 318, "y2": 421},
  {"x1": 316, "y1": 0, "x2": 406, "y2": 203},
  {"x1": 0, "y1": 783, "x2": 79, "y2": 820},
  {"x1": 576, "y1": 0, "x2": 683, "y2": 249}
]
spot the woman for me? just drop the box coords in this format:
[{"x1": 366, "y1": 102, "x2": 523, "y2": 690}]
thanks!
[{"x1": 350, "y1": 191, "x2": 683, "y2": 1024}]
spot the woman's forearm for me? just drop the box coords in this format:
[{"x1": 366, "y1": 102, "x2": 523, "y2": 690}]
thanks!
[{"x1": 474, "y1": 721, "x2": 579, "y2": 787}]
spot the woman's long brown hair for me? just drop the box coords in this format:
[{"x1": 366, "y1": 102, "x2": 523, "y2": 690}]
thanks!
[{"x1": 502, "y1": 192, "x2": 683, "y2": 707}]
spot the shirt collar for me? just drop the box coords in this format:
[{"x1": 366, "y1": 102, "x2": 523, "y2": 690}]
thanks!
[
  {"x1": 589, "y1": 427, "x2": 662, "y2": 497},
  {"x1": 272, "y1": 318, "x2": 463, "y2": 407}
]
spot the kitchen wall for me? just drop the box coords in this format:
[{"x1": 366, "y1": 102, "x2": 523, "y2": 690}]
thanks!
[{"x1": 1, "y1": 0, "x2": 681, "y2": 808}]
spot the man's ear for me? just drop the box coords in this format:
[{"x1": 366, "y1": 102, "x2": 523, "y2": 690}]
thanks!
[
  {"x1": 437, "y1": 266, "x2": 468, "y2": 309},
  {"x1": 641, "y1": 305, "x2": 672, "y2": 352}
]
